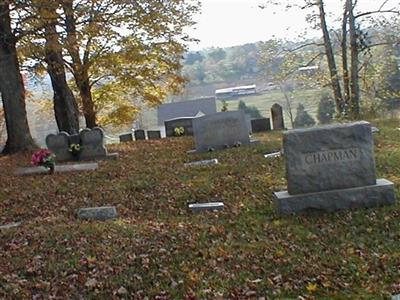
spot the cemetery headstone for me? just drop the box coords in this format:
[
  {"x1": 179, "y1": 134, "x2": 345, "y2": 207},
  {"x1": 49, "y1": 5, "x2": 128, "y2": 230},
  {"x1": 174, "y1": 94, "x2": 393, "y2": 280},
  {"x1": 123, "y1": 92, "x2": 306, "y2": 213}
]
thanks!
[
  {"x1": 77, "y1": 206, "x2": 118, "y2": 221},
  {"x1": 251, "y1": 118, "x2": 271, "y2": 132},
  {"x1": 134, "y1": 129, "x2": 146, "y2": 140},
  {"x1": 191, "y1": 111, "x2": 257, "y2": 153},
  {"x1": 15, "y1": 162, "x2": 99, "y2": 176},
  {"x1": 0, "y1": 222, "x2": 21, "y2": 230},
  {"x1": 165, "y1": 117, "x2": 195, "y2": 137},
  {"x1": 147, "y1": 130, "x2": 161, "y2": 140},
  {"x1": 271, "y1": 103, "x2": 284, "y2": 130},
  {"x1": 119, "y1": 133, "x2": 133, "y2": 143},
  {"x1": 79, "y1": 127, "x2": 108, "y2": 160},
  {"x1": 46, "y1": 132, "x2": 73, "y2": 161},
  {"x1": 274, "y1": 121, "x2": 396, "y2": 214}
]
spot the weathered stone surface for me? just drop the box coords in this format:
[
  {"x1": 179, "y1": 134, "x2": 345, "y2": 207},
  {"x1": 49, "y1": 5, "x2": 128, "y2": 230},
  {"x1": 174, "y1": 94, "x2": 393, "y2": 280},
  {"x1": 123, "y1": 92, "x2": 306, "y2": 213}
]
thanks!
[
  {"x1": 79, "y1": 127, "x2": 108, "y2": 160},
  {"x1": 274, "y1": 179, "x2": 396, "y2": 215},
  {"x1": 188, "y1": 202, "x2": 224, "y2": 212},
  {"x1": 0, "y1": 222, "x2": 21, "y2": 230},
  {"x1": 119, "y1": 133, "x2": 133, "y2": 142},
  {"x1": 15, "y1": 163, "x2": 98, "y2": 176},
  {"x1": 134, "y1": 129, "x2": 146, "y2": 140},
  {"x1": 192, "y1": 111, "x2": 251, "y2": 152},
  {"x1": 164, "y1": 117, "x2": 194, "y2": 137},
  {"x1": 271, "y1": 103, "x2": 284, "y2": 130},
  {"x1": 251, "y1": 118, "x2": 271, "y2": 132},
  {"x1": 46, "y1": 132, "x2": 73, "y2": 162},
  {"x1": 284, "y1": 121, "x2": 376, "y2": 194},
  {"x1": 184, "y1": 159, "x2": 218, "y2": 167},
  {"x1": 245, "y1": 114, "x2": 252, "y2": 134},
  {"x1": 77, "y1": 206, "x2": 118, "y2": 221},
  {"x1": 147, "y1": 130, "x2": 161, "y2": 140}
]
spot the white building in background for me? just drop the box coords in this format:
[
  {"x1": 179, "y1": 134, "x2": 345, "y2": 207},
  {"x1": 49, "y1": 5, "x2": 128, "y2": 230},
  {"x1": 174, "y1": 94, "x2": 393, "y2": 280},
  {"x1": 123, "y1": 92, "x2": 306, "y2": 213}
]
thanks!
[{"x1": 215, "y1": 84, "x2": 257, "y2": 99}]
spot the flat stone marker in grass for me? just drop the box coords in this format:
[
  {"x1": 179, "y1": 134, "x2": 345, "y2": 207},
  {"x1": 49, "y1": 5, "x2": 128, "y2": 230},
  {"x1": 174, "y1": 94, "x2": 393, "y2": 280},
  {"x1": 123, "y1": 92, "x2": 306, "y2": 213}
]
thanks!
[
  {"x1": 77, "y1": 206, "x2": 118, "y2": 221},
  {"x1": 264, "y1": 151, "x2": 281, "y2": 158},
  {"x1": 0, "y1": 222, "x2": 21, "y2": 230},
  {"x1": 188, "y1": 202, "x2": 224, "y2": 212},
  {"x1": 184, "y1": 159, "x2": 218, "y2": 167},
  {"x1": 274, "y1": 121, "x2": 396, "y2": 214},
  {"x1": 15, "y1": 162, "x2": 98, "y2": 176}
]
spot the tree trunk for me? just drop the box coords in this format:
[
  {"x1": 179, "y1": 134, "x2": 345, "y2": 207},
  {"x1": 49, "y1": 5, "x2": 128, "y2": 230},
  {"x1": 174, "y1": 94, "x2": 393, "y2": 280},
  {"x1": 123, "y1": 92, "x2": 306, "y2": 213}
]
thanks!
[
  {"x1": 348, "y1": 0, "x2": 361, "y2": 119},
  {"x1": 341, "y1": 0, "x2": 350, "y2": 113},
  {"x1": 0, "y1": 2, "x2": 36, "y2": 154},
  {"x1": 43, "y1": 4, "x2": 80, "y2": 134},
  {"x1": 318, "y1": 0, "x2": 345, "y2": 115},
  {"x1": 62, "y1": 0, "x2": 97, "y2": 128}
]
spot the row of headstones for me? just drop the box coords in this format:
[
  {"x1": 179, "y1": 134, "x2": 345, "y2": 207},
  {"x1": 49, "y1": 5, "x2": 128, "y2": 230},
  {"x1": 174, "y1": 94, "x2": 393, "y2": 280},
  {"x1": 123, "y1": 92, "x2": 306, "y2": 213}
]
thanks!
[
  {"x1": 119, "y1": 129, "x2": 162, "y2": 142},
  {"x1": 162, "y1": 103, "x2": 285, "y2": 138}
]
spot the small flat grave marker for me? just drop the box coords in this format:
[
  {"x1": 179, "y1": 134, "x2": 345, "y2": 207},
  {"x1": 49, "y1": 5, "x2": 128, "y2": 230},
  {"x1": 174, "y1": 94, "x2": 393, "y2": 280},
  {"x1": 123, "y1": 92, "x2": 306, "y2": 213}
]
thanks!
[
  {"x1": 264, "y1": 151, "x2": 281, "y2": 158},
  {"x1": 77, "y1": 206, "x2": 118, "y2": 221},
  {"x1": 0, "y1": 222, "x2": 21, "y2": 230},
  {"x1": 188, "y1": 202, "x2": 224, "y2": 212},
  {"x1": 184, "y1": 159, "x2": 218, "y2": 167},
  {"x1": 147, "y1": 130, "x2": 161, "y2": 140}
]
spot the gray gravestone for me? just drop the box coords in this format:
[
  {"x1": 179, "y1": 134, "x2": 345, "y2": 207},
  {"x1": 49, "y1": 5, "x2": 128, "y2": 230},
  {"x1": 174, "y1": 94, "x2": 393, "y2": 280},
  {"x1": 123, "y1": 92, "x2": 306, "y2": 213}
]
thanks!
[
  {"x1": 184, "y1": 159, "x2": 219, "y2": 167},
  {"x1": 79, "y1": 127, "x2": 107, "y2": 160},
  {"x1": 274, "y1": 121, "x2": 396, "y2": 214},
  {"x1": 251, "y1": 118, "x2": 271, "y2": 132},
  {"x1": 147, "y1": 130, "x2": 161, "y2": 140},
  {"x1": 134, "y1": 129, "x2": 146, "y2": 140},
  {"x1": 245, "y1": 114, "x2": 252, "y2": 134},
  {"x1": 165, "y1": 117, "x2": 195, "y2": 137},
  {"x1": 77, "y1": 206, "x2": 118, "y2": 221},
  {"x1": 192, "y1": 111, "x2": 254, "y2": 153},
  {"x1": 271, "y1": 103, "x2": 284, "y2": 130},
  {"x1": 46, "y1": 132, "x2": 73, "y2": 162},
  {"x1": 119, "y1": 133, "x2": 133, "y2": 143}
]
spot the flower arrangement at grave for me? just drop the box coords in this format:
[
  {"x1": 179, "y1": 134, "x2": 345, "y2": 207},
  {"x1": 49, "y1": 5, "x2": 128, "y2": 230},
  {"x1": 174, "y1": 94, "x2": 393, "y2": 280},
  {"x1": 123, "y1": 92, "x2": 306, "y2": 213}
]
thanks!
[
  {"x1": 68, "y1": 143, "x2": 81, "y2": 158},
  {"x1": 31, "y1": 149, "x2": 56, "y2": 173},
  {"x1": 174, "y1": 126, "x2": 185, "y2": 136}
]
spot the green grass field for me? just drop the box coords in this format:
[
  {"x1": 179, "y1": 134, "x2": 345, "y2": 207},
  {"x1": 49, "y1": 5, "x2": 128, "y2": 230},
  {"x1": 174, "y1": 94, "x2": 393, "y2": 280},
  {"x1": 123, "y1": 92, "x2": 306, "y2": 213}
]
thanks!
[{"x1": 1, "y1": 119, "x2": 400, "y2": 298}]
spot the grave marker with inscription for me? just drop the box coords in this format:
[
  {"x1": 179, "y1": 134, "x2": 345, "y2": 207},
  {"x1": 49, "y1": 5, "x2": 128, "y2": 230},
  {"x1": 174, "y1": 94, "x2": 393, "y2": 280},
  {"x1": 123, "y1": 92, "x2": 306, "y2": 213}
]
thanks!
[
  {"x1": 134, "y1": 129, "x2": 146, "y2": 140},
  {"x1": 191, "y1": 111, "x2": 258, "y2": 153},
  {"x1": 274, "y1": 121, "x2": 395, "y2": 214}
]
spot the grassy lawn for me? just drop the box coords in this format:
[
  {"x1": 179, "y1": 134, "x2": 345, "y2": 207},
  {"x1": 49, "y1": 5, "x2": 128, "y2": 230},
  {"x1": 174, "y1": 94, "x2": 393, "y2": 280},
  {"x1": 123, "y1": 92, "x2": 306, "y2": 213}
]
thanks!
[{"x1": 1, "y1": 120, "x2": 400, "y2": 299}]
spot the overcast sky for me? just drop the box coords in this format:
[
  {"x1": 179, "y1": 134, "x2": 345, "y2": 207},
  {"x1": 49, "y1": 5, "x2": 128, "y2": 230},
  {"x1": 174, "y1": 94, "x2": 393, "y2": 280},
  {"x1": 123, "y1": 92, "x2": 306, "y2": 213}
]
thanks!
[{"x1": 187, "y1": 0, "x2": 399, "y2": 50}]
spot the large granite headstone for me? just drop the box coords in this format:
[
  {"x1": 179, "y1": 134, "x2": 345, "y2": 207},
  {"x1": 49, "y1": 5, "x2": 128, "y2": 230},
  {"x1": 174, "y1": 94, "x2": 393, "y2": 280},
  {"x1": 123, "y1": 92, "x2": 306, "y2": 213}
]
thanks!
[
  {"x1": 271, "y1": 103, "x2": 284, "y2": 130},
  {"x1": 165, "y1": 117, "x2": 195, "y2": 137},
  {"x1": 134, "y1": 129, "x2": 146, "y2": 140},
  {"x1": 274, "y1": 121, "x2": 396, "y2": 214},
  {"x1": 46, "y1": 132, "x2": 74, "y2": 161},
  {"x1": 251, "y1": 118, "x2": 271, "y2": 132},
  {"x1": 191, "y1": 111, "x2": 256, "y2": 153}
]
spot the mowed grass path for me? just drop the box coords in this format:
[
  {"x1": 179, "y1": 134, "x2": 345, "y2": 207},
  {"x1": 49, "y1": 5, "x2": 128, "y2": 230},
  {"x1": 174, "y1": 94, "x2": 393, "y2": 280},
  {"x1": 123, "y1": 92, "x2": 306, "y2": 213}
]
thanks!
[{"x1": 1, "y1": 120, "x2": 400, "y2": 299}]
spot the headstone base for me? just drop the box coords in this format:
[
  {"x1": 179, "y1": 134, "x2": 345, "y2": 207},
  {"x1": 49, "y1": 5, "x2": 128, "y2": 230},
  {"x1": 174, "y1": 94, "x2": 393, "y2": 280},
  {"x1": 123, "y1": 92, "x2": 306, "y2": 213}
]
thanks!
[{"x1": 274, "y1": 179, "x2": 395, "y2": 215}]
